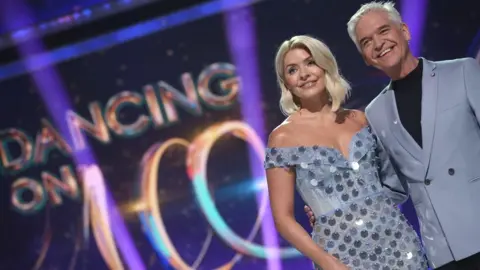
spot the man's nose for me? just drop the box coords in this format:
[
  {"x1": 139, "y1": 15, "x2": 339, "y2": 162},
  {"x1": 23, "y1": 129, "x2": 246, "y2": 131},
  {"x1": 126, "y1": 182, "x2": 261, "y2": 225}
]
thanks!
[{"x1": 373, "y1": 36, "x2": 385, "y2": 51}]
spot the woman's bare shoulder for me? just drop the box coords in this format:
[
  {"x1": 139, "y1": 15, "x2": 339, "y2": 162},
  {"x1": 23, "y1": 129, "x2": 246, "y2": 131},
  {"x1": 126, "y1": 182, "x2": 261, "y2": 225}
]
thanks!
[{"x1": 268, "y1": 118, "x2": 297, "y2": 148}]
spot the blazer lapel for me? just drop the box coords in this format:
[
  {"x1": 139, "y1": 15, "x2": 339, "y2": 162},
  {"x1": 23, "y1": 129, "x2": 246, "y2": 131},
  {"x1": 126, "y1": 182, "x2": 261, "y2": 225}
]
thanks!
[
  {"x1": 421, "y1": 58, "x2": 439, "y2": 176},
  {"x1": 383, "y1": 84, "x2": 423, "y2": 161}
]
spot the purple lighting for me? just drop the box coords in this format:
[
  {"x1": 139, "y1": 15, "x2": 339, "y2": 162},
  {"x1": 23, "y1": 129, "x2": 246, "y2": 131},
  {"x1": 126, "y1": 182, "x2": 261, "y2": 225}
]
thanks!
[
  {"x1": 0, "y1": 1, "x2": 145, "y2": 269},
  {"x1": 223, "y1": 4, "x2": 282, "y2": 270},
  {"x1": 401, "y1": 0, "x2": 428, "y2": 56}
]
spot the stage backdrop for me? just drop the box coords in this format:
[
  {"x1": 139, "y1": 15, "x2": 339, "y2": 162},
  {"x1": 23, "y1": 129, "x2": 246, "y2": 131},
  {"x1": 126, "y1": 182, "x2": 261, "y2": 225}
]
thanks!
[
  {"x1": 0, "y1": 0, "x2": 398, "y2": 269},
  {"x1": 2, "y1": 0, "x2": 478, "y2": 269}
]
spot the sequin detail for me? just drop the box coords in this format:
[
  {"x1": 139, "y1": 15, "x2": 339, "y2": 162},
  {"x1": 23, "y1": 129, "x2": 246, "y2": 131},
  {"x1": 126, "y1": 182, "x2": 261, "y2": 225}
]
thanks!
[{"x1": 264, "y1": 126, "x2": 428, "y2": 270}]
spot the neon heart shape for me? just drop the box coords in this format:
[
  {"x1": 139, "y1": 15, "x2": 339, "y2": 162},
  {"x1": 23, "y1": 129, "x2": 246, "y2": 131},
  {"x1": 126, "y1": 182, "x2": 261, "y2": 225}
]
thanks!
[{"x1": 138, "y1": 121, "x2": 301, "y2": 270}]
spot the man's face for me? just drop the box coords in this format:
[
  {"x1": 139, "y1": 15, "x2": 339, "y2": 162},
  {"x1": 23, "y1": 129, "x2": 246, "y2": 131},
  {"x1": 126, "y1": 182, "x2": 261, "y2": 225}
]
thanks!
[{"x1": 355, "y1": 10, "x2": 411, "y2": 72}]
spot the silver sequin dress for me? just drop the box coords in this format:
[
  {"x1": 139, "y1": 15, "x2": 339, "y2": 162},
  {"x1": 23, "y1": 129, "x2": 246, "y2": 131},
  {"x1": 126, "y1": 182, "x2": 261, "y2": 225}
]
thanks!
[{"x1": 264, "y1": 126, "x2": 428, "y2": 270}]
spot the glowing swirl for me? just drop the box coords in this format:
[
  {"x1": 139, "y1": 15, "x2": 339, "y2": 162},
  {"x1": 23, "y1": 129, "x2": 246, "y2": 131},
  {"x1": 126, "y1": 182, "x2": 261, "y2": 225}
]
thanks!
[
  {"x1": 139, "y1": 121, "x2": 301, "y2": 270},
  {"x1": 187, "y1": 121, "x2": 300, "y2": 259},
  {"x1": 79, "y1": 165, "x2": 124, "y2": 270},
  {"x1": 139, "y1": 139, "x2": 236, "y2": 270}
]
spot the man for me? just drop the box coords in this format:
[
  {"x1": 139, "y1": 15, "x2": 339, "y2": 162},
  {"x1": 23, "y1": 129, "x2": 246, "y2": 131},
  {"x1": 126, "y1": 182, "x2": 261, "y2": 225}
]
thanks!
[{"x1": 304, "y1": 2, "x2": 480, "y2": 269}]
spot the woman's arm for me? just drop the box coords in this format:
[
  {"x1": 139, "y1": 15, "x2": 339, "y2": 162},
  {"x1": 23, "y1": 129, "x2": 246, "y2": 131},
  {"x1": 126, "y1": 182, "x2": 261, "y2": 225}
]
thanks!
[
  {"x1": 266, "y1": 131, "x2": 347, "y2": 270},
  {"x1": 266, "y1": 167, "x2": 338, "y2": 268}
]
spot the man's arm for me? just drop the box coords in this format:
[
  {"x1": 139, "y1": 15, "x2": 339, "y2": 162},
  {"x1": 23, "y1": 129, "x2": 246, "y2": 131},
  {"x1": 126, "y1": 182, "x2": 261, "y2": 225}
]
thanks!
[
  {"x1": 357, "y1": 108, "x2": 408, "y2": 204},
  {"x1": 464, "y1": 58, "x2": 480, "y2": 123},
  {"x1": 370, "y1": 124, "x2": 409, "y2": 205}
]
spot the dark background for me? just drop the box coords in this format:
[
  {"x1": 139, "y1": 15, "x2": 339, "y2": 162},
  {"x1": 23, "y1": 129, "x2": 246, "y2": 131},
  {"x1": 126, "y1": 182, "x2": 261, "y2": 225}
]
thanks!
[{"x1": 0, "y1": 0, "x2": 479, "y2": 269}]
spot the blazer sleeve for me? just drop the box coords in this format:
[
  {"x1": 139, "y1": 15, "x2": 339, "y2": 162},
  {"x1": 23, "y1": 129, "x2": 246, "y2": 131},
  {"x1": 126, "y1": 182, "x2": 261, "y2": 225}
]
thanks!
[
  {"x1": 464, "y1": 58, "x2": 480, "y2": 123},
  {"x1": 365, "y1": 111, "x2": 409, "y2": 206}
]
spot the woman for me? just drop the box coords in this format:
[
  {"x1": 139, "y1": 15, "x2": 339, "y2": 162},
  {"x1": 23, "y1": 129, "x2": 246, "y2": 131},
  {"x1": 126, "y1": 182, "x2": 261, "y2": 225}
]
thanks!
[{"x1": 264, "y1": 35, "x2": 427, "y2": 270}]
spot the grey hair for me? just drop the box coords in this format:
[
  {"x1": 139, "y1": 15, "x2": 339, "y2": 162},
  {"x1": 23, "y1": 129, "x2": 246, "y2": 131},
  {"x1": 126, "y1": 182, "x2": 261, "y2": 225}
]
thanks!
[{"x1": 347, "y1": 1, "x2": 403, "y2": 50}]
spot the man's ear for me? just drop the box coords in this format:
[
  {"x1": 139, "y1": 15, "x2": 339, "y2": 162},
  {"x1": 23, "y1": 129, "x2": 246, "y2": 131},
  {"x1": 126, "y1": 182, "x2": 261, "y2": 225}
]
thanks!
[{"x1": 400, "y1": 22, "x2": 411, "y2": 42}]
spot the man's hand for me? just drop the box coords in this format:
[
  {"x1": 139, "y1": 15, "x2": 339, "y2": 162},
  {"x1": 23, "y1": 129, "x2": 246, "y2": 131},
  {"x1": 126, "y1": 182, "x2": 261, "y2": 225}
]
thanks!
[{"x1": 304, "y1": 205, "x2": 316, "y2": 227}]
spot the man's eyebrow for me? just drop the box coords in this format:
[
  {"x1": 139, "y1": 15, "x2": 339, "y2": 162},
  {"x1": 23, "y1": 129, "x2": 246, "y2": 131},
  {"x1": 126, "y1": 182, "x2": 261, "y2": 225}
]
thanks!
[
  {"x1": 358, "y1": 33, "x2": 373, "y2": 46},
  {"x1": 358, "y1": 24, "x2": 390, "y2": 45},
  {"x1": 378, "y1": 24, "x2": 390, "y2": 31},
  {"x1": 359, "y1": 36, "x2": 369, "y2": 45}
]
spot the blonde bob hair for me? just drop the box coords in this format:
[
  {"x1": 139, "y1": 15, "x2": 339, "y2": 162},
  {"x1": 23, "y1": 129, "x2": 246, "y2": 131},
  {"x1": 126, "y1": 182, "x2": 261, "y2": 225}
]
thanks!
[{"x1": 275, "y1": 35, "x2": 351, "y2": 115}]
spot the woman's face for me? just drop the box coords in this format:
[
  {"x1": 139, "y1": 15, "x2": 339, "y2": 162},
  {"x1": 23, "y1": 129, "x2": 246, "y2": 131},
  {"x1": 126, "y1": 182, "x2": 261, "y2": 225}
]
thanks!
[{"x1": 283, "y1": 48, "x2": 326, "y2": 102}]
